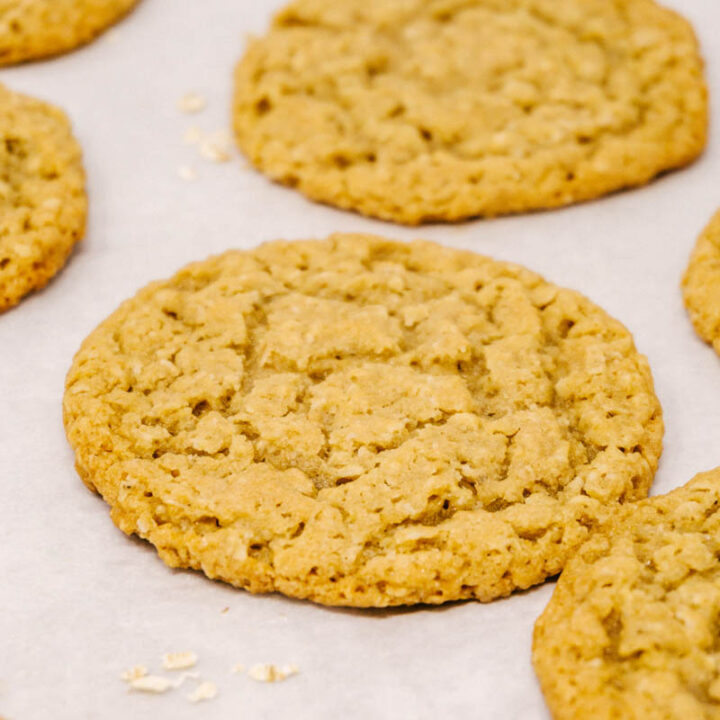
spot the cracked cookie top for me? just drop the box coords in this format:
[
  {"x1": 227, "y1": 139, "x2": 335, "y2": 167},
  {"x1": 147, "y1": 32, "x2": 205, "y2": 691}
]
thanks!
[
  {"x1": 683, "y1": 209, "x2": 720, "y2": 358},
  {"x1": 64, "y1": 234, "x2": 663, "y2": 606},
  {"x1": 233, "y1": 0, "x2": 707, "y2": 224},
  {"x1": 0, "y1": 0, "x2": 139, "y2": 66},
  {"x1": 533, "y1": 468, "x2": 720, "y2": 720},
  {"x1": 0, "y1": 84, "x2": 86, "y2": 312}
]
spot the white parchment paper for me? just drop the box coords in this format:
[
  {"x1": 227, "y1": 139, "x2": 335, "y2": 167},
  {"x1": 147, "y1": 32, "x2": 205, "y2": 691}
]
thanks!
[{"x1": 1, "y1": 1, "x2": 719, "y2": 718}]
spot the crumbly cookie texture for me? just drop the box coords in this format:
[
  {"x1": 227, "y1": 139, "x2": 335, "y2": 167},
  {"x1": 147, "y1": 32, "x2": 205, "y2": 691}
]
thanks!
[
  {"x1": 0, "y1": 84, "x2": 87, "y2": 312},
  {"x1": 233, "y1": 0, "x2": 707, "y2": 225},
  {"x1": 0, "y1": 0, "x2": 139, "y2": 66},
  {"x1": 682, "y1": 210, "x2": 720, "y2": 357},
  {"x1": 533, "y1": 468, "x2": 720, "y2": 720},
  {"x1": 64, "y1": 234, "x2": 663, "y2": 607}
]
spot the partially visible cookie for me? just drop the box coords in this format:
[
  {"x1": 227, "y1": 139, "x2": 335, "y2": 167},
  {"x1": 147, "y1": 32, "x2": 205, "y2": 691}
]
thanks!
[
  {"x1": 233, "y1": 0, "x2": 707, "y2": 224},
  {"x1": 0, "y1": 84, "x2": 86, "y2": 312},
  {"x1": 683, "y1": 210, "x2": 720, "y2": 357},
  {"x1": 533, "y1": 468, "x2": 720, "y2": 720},
  {"x1": 0, "y1": 0, "x2": 139, "y2": 66},
  {"x1": 64, "y1": 234, "x2": 662, "y2": 607}
]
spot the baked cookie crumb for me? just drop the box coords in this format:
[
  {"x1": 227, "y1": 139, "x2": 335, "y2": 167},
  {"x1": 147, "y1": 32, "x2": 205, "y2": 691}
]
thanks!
[
  {"x1": 187, "y1": 681, "x2": 217, "y2": 702},
  {"x1": 177, "y1": 165, "x2": 197, "y2": 182},
  {"x1": 248, "y1": 664, "x2": 299, "y2": 683},
  {"x1": 162, "y1": 651, "x2": 197, "y2": 671},
  {"x1": 177, "y1": 93, "x2": 206, "y2": 114},
  {"x1": 127, "y1": 675, "x2": 174, "y2": 694},
  {"x1": 120, "y1": 665, "x2": 148, "y2": 682}
]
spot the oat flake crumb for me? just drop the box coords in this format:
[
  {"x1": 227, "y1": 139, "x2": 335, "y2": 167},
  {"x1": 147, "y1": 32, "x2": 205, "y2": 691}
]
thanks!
[
  {"x1": 128, "y1": 675, "x2": 175, "y2": 693},
  {"x1": 187, "y1": 681, "x2": 218, "y2": 702},
  {"x1": 174, "y1": 671, "x2": 201, "y2": 687},
  {"x1": 121, "y1": 665, "x2": 148, "y2": 682},
  {"x1": 248, "y1": 664, "x2": 299, "y2": 683},
  {"x1": 177, "y1": 165, "x2": 197, "y2": 182},
  {"x1": 182, "y1": 126, "x2": 232, "y2": 162},
  {"x1": 162, "y1": 651, "x2": 198, "y2": 671},
  {"x1": 178, "y1": 92, "x2": 206, "y2": 114},
  {"x1": 183, "y1": 126, "x2": 202, "y2": 145},
  {"x1": 199, "y1": 130, "x2": 232, "y2": 163},
  {"x1": 231, "y1": 663, "x2": 246, "y2": 674}
]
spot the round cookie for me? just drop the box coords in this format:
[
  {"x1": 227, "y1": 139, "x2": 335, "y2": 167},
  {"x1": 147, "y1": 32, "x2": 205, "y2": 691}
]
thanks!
[
  {"x1": 533, "y1": 468, "x2": 720, "y2": 720},
  {"x1": 0, "y1": 0, "x2": 139, "y2": 66},
  {"x1": 63, "y1": 234, "x2": 663, "y2": 607},
  {"x1": 682, "y1": 210, "x2": 720, "y2": 357},
  {"x1": 0, "y1": 84, "x2": 87, "y2": 312},
  {"x1": 233, "y1": 0, "x2": 707, "y2": 225}
]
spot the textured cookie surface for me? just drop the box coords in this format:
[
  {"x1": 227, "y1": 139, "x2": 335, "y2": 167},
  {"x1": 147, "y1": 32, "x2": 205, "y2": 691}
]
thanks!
[
  {"x1": 0, "y1": 84, "x2": 86, "y2": 312},
  {"x1": 64, "y1": 234, "x2": 662, "y2": 607},
  {"x1": 534, "y1": 468, "x2": 720, "y2": 720},
  {"x1": 683, "y1": 210, "x2": 720, "y2": 357},
  {"x1": 233, "y1": 0, "x2": 707, "y2": 225},
  {"x1": 0, "y1": 0, "x2": 139, "y2": 65}
]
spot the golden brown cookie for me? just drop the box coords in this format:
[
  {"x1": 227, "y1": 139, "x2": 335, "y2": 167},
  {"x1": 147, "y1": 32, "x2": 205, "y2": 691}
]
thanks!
[
  {"x1": 533, "y1": 468, "x2": 720, "y2": 720},
  {"x1": 233, "y1": 0, "x2": 707, "y2": 225},
  {"x1": 64, "y1": 234, "x2": 663, "y2": 607},
  {"x1": 682, "y1": 210, "x2": 720, "y2": 357},
  {"x1": 0, "y1": 0, "x2": 139, "y2": 66},
  {"x1": 0, "y1": 84, "x2": 87, "y2": 312}
]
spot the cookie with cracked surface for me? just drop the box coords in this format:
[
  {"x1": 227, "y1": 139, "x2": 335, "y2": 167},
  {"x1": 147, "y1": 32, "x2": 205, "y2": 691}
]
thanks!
[
  {"x1": 64, "y1": 234, "x2": 663, "y2": 607},
  {"x1": 233, "y1": 0, "x2": 707, "y2": 225},
  {"x1": 0, "y1": 0, "x2": 139, "y2": 66},
  {"x1": 683, "y1": 210, "x2": 720, "y2": 358},
  {"x1": 533, "y1": 468, "x2": 720, "y2": 720},
  {"x1": 0, "y1": 84, "x2": 86, "y2": 312}
]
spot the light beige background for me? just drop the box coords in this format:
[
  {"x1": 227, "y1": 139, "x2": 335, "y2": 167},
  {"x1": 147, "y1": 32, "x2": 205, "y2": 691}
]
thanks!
[{"x1": 0, "y1": 1, "x2": 718, "y2": 717}]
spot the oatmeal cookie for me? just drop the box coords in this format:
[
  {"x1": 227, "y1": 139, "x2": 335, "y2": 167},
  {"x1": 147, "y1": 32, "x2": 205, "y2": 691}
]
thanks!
[
  {"x1": 0, "y1": 0, "x2": 139, "y2": 66},
  {"x1": 64, "y1": 234, "x2": 662, "y2": 606},
  {"x1": 233, "y1": 0, "x2": 707, "y2": 224},
  {"x1": 683, "y1": 210, "x2": 720, "y2": 357},
  {"x1": 534, "y1": 468, "x2": 720, "y2": 720},
  {"x1": 0, "y1": 84, "x2": 86, "y2": 312}
]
